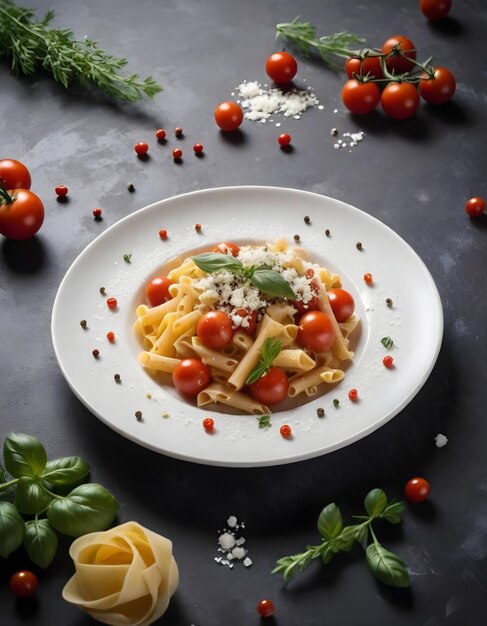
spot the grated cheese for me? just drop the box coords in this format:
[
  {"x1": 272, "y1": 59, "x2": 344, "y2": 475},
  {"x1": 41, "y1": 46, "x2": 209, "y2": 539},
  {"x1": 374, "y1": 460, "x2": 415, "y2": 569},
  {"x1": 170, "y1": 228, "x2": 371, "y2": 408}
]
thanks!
[{"x1": 236, "y1": 81, "x2": 320, "y2": 123}]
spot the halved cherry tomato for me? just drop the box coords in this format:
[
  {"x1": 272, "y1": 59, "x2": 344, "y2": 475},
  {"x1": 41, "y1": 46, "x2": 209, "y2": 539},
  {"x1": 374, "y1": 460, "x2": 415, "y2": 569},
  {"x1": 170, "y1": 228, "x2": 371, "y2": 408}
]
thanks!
[
  {"x1": 420, "y1": 0, "x2": 451, "y2": 20},
  {"x1": 297, "y1": 311, "x2": 335, "y2": 353},
  {"x1": 9, "y1": 570, "x2": 38, "y2": 598},
  {"x1": 146, "y1": 277, "x2": 174, "y2": 307},
  {"x1": 345, "y1": 55, "x2": 383, "y2": 79},
  {"x1": 419, "y1": 67, "x2": 456, "y2": 105},
  {"x1": 197, "y1": 311, "x2": 234, "y2": 349},
  {"x1": 327, "y1": 288, "x2": 355, "y2": 322},
  {"x1": 212, "y1": 241, "x2": 240, "y2": 256},
  {"x1": 381, "y1": 82, "x2": 420, "y2": 120},
  {"x1": 342, "y1": 79, "x2": 381, "y2": 115},
  {"x1": 214, "y1": 102, "x2": 244, "y2": 131},
  {"x1": 0, "y1": 159, "x2": 31, "y2": 190},
  {"x1": 382, "y1": 35, "x2": 416, "y2": 74},
  {"x1": 0, "y1": 189, "x2": 44, "y2": 240},
  {"x1": 248, "y1": 367, "x2": 289, "y2": 406},
  {"x1": 172, "y1": 358, "x2": 210, "y2": 397},
  {"x1": 233, "y1": 308, "x2": 257, "y2": 336},
  {"x1": 265, "y1": 51, "x2": 298, "y2": 83}
]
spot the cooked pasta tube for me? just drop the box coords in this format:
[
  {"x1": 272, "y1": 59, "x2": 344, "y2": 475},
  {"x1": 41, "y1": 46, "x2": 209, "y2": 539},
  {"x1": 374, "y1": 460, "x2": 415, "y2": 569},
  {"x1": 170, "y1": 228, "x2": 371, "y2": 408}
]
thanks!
[
  {"x1": 232, "y1": 331, "x2": 254, "y2": 353},
  {"x1": 189, "y1": 338, "x2": 238, "y2": 373},
  {"x1": 137, "y1": 292, "x2": 182, "y2": 329},
  {"x1": 288, "y1": 363, "x2": 345, "y2": 397},
  {"x1": 273, "y1": 349, "x2": 316, "y2": 372},
  {"x1": 317, "y1": 281, "x2": 354, "y2": 361},
  {"x1": 266, "y1": 303, "x2": 296, "y2": 324},
  {"x1": 138, "y1": 352, "x2": 180, "y2": 373},
  {"x1": 197, "y1": 383, "x2": 270, "y2": 415},
  {"x1": 338, "y1": 313, "x2": 359, "y2": 339}
]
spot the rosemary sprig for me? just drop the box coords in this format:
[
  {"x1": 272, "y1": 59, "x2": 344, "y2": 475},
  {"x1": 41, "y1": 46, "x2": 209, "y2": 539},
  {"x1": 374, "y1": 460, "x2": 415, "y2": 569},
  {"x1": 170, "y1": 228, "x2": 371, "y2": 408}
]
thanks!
[{"x1": 0, "y1": 0, "x2": 162, "y2": 102}]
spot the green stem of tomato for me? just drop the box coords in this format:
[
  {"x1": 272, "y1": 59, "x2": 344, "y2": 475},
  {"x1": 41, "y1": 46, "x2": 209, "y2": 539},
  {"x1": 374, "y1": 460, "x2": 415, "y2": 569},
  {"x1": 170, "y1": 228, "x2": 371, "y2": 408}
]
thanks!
[{"x1": 0, "y1": 183, "x2": 14, "y2": 204}]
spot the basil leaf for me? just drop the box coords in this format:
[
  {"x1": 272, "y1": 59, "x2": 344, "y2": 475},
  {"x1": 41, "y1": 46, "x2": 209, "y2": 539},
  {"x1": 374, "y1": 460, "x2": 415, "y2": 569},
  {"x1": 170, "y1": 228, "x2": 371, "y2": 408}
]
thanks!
[
  {"x1": 246, "y1": 364, "x2": 267, "y2": 386},
  {"x1": 250, "y1": 268, "x2": 297, "y2": 299},
  {"x1": 24, "y1": 519, "x2": 58, "y2": 568},
  {"x1": 47, "y1": 483, "x2": 119, "y2": 537},
  {"x1": 317, "y1": 503, "x2": 343, "y2": 540},
  {"x1": 381, "y1": 336, "x2": 394, "y2": 349},
  {"x1": 364, "y1": 488, "x2": 388, "y2": 517},
  {"x1": 15, "y1": 477, "x2": 53, "y2": 515},
  {"x1": 0, "y1": 464, "x2": 5, "y2": 483},
  {"x1": 331, "y1": 524, "x2": 361, "y2": 552},
  {"x1": 3, "y1": 433, "x2": 47, "y2": 478},
  {"x1": 191, "y1": 252, "x2": 242, "y2": 273},
  {"x1": 321, "y1": 544, "x2": 334, "y2": 564},
  {"x1": 383, "y1": 501, "x2": 406, "y2": 525},
  {"x1": 43, "y1": 456, "x2": 90, "y2": 486},
  {"x1": 262, "y1": 337, "x2": 282, "y2": 365},
  {"x1": 366, "y1": 543, "x2": 410, "y2": 588},
  {"x1": 0, "y1": 501, "x2": 24, "y2": 557}
]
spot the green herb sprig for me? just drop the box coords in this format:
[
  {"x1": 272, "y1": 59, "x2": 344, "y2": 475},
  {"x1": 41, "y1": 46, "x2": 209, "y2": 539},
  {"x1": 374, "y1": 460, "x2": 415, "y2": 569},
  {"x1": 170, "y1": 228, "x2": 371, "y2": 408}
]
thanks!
[
  {"x1": 381, "y1": 336, "x2": 394, "y2": 349},
  {"x1": 257, "y1": 414, "x2": 272, "y2": 429},
  {"x1": 191, "y1": 253, "x2": 297, "y2": 300},
  {"x1": 273, "y1": 488, "x2": 409, "y2": 588},
  {"x1": 0, "y1": 433, "x2": 119, "y2": 568},
  {"x1": 0, "y1": 1, "x2": 162, "y2": 101},
  {"x1": 246, "y1": 338, "x2": 282, "y2": 385}
]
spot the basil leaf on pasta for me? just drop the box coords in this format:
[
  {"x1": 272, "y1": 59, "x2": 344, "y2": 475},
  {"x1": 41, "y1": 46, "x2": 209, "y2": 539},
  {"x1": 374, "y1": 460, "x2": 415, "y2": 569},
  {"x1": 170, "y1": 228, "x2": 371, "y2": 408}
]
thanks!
[
  {"x1": 192, "y1": 253, "x2": 242, "y2": 273},
  {"x1": 250, "y1": 268, "x2": 297, "y2": 299}
]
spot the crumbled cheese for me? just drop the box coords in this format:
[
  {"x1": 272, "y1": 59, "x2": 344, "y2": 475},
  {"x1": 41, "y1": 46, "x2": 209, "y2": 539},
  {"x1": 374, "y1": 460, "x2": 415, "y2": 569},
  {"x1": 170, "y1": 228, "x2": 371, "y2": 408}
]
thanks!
[
  {"x1": 218, "y1": 532, "x2": 236, "y2": 550},
  {"x1": 235, "y1": 81, "x2": 319, "y2": 123},
  {"x1": 435, "y1": 433, "x2": 448, "y2": 448}
]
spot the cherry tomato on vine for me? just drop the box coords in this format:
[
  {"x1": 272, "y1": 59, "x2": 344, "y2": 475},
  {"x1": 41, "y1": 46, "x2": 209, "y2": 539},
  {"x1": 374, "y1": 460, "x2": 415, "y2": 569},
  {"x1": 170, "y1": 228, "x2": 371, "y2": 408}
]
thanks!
[
  {"x1": 419, "y1": 67, "x2": 456, "y2": 105},
  {"x1": 265, "y1": 51, "x2": 298, "y2": 83},
  {"x1": 233, "y1": 308, "x2": 257, "y2": 336},
  {"x1": 381, "y1": 82, "x2": 420, "y2": 120},
  {"x1": 0, "y1": 159, "x2": 31, "y2": 190},
  {"x1": 297, "y1": 311, "x2": 335, "y2": 353},
  {"x1": 382, "y1": 35, "x2": 416, "y2": 74},
  {"x1": 212, "y1": 241, "x2": 240, "y2": 256},
  {"x1": 465, "y1": 197, "x2": 485, "y2": 218},
  {"x1": 248, "y1": 367, "x2": 289, "y2": 406},
  {"x1": 341, "y1": 79, "x2": 381, "y2": 115},
  {"x1": 172, "y1": 358, "x2": 210, "y2": 397},
  {"x1": 420, "y1": 0, "x2": 452, "y2": 20},
  {"x1": 9, "y1": 570, "x2": 38, "y2": 598},
  {"x1": 146, "y1": 276, "x2": 174, "y2": 307},
  {"x1": 197, "y1": 311, "x2": 234, "y2": 349},
  {"x1": 404, "y1": 477, "x2": 430, "y2": 503},
  {"x1": 327, "y1": 288, "x2": 355, "y2": 322},
  {"x1": 345, "y1": 55, "x2": 383, "y2": 79},
  {"x1": 0, "y1": 189, "x2": 44, "y2": 240},
  {"x1": 214, "y1": 101, "x2": 244, "y2": 131},
  {"x1": 257, "y1": 599, "x2": 275, "y2": 618}
]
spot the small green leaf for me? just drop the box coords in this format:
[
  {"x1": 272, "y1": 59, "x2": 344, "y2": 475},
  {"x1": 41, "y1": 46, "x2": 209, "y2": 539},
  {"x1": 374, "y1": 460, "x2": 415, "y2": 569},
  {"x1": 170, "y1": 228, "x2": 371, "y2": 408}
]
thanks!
[
  {"x1": 321, "y1": 544, "x2": 334, "y2": 564},
  {"x1": 257, "y1": 414, "x2": 272, "y2": 429},
  {"x1": 383, "y1": 501, "x2": 406, "y2": 524},
  {"x1": 333, "y1": 399, "x2": 339, "y2": 408},
  {"x1": 246, "y1": 338, "x2": 282, "y2": 385},
  {"x1": 123, "y1": 253, "x2": 132, "y2": 263},
  {"x1": 191, "y1": 252, "x2": 242, "y2": 274},
  {"x1": 47, "y1": 483, "x2": 119, "y2": 537},
  {"x1": 250, "y1": 268, "x2": 297, "y2": 299},
  {"x1": 381, "y1": 336, "x2": 394, "y2": 349},
  {"x1": 24, "y1": 519, "x2": 58, "y2": 568},
  {"x1": 3, "y1": 433, "x2": 47, "y2": 478},
  {"x1": 0, "y1": 464, "x2": 5, "y2": 483},
  {"x1": 331, "y1": 524, "x2": 361, "y2": 552},
  {"x1": 43, "y1": 456, "x2": 90, "y2": 485},
  {"x1": 0, "y1": 501, "x2": 24, "y2": 558},
  {"x1": 364, "y1": 488, "x2": 388, "y2": 517},
  {"x1": 366, "y1": 543, "x2": 410, "y2": 588},
  {"x1": 317, "y1": 503, "x2": 343, "y2": 540},
  {"x1": 15, "y1": 477, "x2": 53, "y2": 515},
  {"x1": 246, "y1": 364, "x2": 267, "y2": 386}
]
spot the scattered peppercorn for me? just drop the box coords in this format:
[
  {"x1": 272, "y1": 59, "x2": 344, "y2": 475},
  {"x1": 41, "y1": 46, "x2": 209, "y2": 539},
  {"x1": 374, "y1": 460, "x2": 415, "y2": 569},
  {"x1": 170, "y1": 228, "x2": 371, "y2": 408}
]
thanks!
[
  {"x1": 159, "y1": 228, "x2": 168, "y2": 239},
  {"x1": 193, "y1": 143, "x2": 204, "y2": 154},
  {"x1": 364, "y1": 272, "x2": 373, "y2": 285},
  {"x1": 127, "y1": 183, "x2": 135, "y2": 192},
  {"x1": 99, "y1": 287, "x2": 106, "y2": 295},
  {"x1": 194, "y1": 223, "x2": 202, "y2": 232},
  {"x1": 383, "y1": 355, "x2": 394, "y2": 368},
  {"x1": 92, "y1": 349, "x2": 100, "y2": 358},
  {"x1": 80, "y1": 319, "x2": 87, "y2": 329},
  {"x1": 333, "y1": 399, "x2": 339, "y2": 407},
  {"x1": 175, "y1": 127, "x2": 183, "y2": 137},
  {"x1": 325, "y1": 229, "x2": 331, "y2": 237},
  {"x1": 330, "y1": 128, "x2": 338, "y2": 136},
  {"x1": 293, "y1": 234, "x2": 300, "y2": 241},
  {"x1": 304, "y1": 215, "x2": 311, "y2": 224},
  {"x1": 155, "y1": 128, "x2": 166, "y2": 141},
  {"x1": 348, "y1": 388, "x2": 358, "y2": 402},
  {"x1": 134, "y1": 142, "x2": 149, "y2": 156},
  {"x1": 280, "y1": 424, "x2": 292, "y2": 438},
  {"x1": 316, "y1": 407, "x2": 325, "y2": 418},
  {"x1": 203, "y1": 417, "x2": 214, "y2": 433},
  {"x1": 106, "y1": 297, "x2": 118, "y2": 310},
  {"x1": 278, "y1": 133, "x2": 292, "y2": 147},
  {"x1": 135, "y1": 410, "x2": 143, "y2": 421},
  {"x1": 92, "y1": 208, "x2": 102, "y2": 220},
  {"x1": 172, "y1": 148, "x2": 183, "y2": 160},
  {"x1": 114, "y1": 373, "x2": 121, "y2": 382},
  {"x1": 386, "y1": 298, "x2": 393, "y2": 307},
  {"x1": 55, "y1": 185, "x2": 68, "y2": 197},
  {"x1": 107, "y1": 331, "x2": 115, "y2": 343},
  {"x1": 356, "y1": 242, "x2": 363, "y2": 251}
]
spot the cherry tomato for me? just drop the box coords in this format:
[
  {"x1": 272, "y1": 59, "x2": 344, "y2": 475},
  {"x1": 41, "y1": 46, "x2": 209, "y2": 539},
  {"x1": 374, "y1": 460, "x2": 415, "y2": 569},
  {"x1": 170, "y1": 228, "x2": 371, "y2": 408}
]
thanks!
[
  {"x1": 248, "y1": 367, "x2": 289, "y2": 406},
  {"x1": 297, "y1": 311, "x2": 335, "y2": 353},
  {"x1": 172, "y1": 358, "x2": 210, "y2": 397},
  {"x1": 146, "y1": 276, "x2": 174, "y2": 307},
  {"x1": 419, "y1": 67, "x2": 456, "y2": 105},
  {"x1": 420, "y1": 0, "x2": 452, "y2": 20},
  {"x1": 291, "y1": 294, "x2": 321, "y2": 322},
  {"x1": 9, "y1": 570, "x2": 38, "y2": 598},
  {"x1": 265, "y1": 51, "x2": 298, "y2": 83},
  {"x1": 257, "y1": 599, "x2": 275, "y2": 618},
  {"x1": 233, "y1": 308, "x2": 257, "y2": 336},
  {"x1": 381, "y1": 82, "x2": 420, "y2": 120},
  {"x1": 197, "y1": 311, "x2": 234, "y2": 349},
  {"x1": 0, "y1": 159, "x2": 31, "y2": 190},
  {"x1": 345, "y1": 55, "x2": 383, "y2": 79},
  {"x1": 382, "y1": 35, "x2": 416, "y2": 74},
  {"x1": 214, "y1": 101, "x2": 244, "y2": 131},
  {"x1": 465, "y1": 197, "x2": 485, "y2": 217},
  {"x1": 405, "y1": 477, "x2": 430, "y2": 502},
  {"x1": 327, "y1": 288, "x2": 355, "y2": 322},
  {"x1": 341, "y1": 79, "x2": 381, "y2": 115},
  {"x1": 212, "y1": 241, "x2": 240, "y2": 256},
  {"x1": 0, "y1": 189, "x2": 44, "y2": 240}
]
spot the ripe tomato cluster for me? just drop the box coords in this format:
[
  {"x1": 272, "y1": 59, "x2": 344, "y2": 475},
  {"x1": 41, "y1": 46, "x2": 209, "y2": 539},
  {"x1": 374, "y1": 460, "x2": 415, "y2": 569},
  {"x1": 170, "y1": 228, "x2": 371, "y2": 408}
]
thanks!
[
  {"x1": 0, "y1": 159, "x2": 44, "y2": 240},
  {"x1": 342, "y1": 35, "x2": 456, "y2": 120}
]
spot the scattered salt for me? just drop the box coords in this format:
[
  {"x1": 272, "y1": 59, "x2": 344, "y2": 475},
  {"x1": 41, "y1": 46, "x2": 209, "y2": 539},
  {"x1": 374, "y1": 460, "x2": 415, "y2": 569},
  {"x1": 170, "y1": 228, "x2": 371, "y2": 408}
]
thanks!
[
  {"x1": 215, "y1": 516, "x2": 251, "y2": 569},
  {"x1": 435, "y1": 433, "x2": 448, "y2": 448},
  {"x1": 235, "y1": 81, "x2": 319, "y2": 123},
  {"x1": 227, "y1": 515, "x2": 237, "y2": 528},
  {"x1": 332, "y1": 130, "x2": 365, "y2": 151},
  {"x1": 218, "y1": 533, "x2": 236, "y2": 550},
  {"x1": 231, "y1": 546, "x2": 246, "y2": 560},
  {"x1": 243, "y1": 557, "x2": 253, "y2": 567}
]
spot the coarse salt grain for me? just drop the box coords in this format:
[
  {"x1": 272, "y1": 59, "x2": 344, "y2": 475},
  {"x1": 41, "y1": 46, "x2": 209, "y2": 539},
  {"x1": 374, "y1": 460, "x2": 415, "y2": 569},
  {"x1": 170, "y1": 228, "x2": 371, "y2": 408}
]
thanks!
[
  {"x1": 235, "y1": 81, "x2": 319, "y2": 123},
  {"x1": 215, "y1": 516, "x2": 251, "y2": 569},
  {"x1": 435, "y1": 433, "x2": 448, "y2": 448},
  {"x1": 243, "y1": 557, "x2": 252, "y2": 567},
  {"x1": 227, "y1": 515, "x2": 237, "y2": 528},
  {"x1": 231, "y1": 546, "x2": 246, "y2": 560},
  {"x1": 218, "y1": 532, "x2": 236, "y2": 550}
]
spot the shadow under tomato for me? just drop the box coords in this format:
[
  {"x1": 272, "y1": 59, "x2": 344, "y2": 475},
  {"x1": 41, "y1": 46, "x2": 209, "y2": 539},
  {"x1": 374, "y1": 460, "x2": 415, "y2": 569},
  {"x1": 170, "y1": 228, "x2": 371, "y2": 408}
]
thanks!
[
  {"x1": 427, "y1": 16, "x2": 464, "y2": 37},
  {"x1": 422, "y1": 100, "x2": 473, "y2": 127},
  {"x1": 1, "y1": 236, "x2": 47, "y2": 274},
  {"x1": 218, "y1": 128, "x2": 247, "y2": 145}
]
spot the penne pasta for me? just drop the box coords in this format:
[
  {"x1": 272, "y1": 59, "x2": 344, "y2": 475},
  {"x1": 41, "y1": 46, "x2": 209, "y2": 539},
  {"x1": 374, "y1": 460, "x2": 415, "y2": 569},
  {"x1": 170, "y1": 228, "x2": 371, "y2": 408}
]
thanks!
[{"x1": 197, "y1": 383, "x2": 270, "y2": 415}]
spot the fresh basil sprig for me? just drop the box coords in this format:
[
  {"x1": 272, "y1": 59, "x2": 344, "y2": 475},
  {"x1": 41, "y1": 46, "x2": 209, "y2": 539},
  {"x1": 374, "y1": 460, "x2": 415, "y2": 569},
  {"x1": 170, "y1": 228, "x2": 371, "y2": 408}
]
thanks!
[
  {"x1": 381, "y1": 336, "x2": 394, "y2": 349},
  {"x1": 0, "y1": 433, "x2": 119, "y2": 568},
  {"x1": 272, "y1": 488, "x2": 409, "y2": 588},
  {"x1": 192, "y1": 253, "x2": 297, "y2": 299},
  {"x1": 246, "y1": 338, "x2": 282, "y2": 385}
]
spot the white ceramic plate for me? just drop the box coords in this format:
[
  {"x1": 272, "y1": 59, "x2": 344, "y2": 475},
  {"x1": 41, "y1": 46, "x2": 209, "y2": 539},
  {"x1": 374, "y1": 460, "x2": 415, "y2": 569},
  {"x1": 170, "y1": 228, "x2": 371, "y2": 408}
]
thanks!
[{"x1": 52, "y1": 186, "x2": 443, "y2": 467}]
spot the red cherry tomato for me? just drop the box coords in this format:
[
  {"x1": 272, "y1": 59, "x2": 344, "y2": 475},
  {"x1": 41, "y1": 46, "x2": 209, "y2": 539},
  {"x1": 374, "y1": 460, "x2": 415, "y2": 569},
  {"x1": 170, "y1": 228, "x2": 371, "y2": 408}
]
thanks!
[
  {"x1": 9, "y1": 570, "x2": 38, "y2": 598},
  {"x1": 405, "y1": 477, "x2": 430, "y2": 503},
  {"x1": 265, "y1": 51, "x2": 298, "y2": 83},
  {"x1": 291, "y1": 294, "x2": 321, "y2": 322},
  {"x1": 212, "y1": 241, "x2": 240, "y2": 256},
  {"x1": 172, "y1": 358, "x2": 210, "y2": 397},
  {"x1": 345, "y1": 55, "x2": 383, "y2": 79},
  {"x1": 233, "y1": 308, "x2": 257, "y2": 336},
  {"x1": 197, "y1": 311, "x2": 234, "y2": 349},
  {"x1": 0, "y1": 159, "x2": 31, "y2": 190},
  {"x1": 249, "y1": 367, "x2": 289, "y2": 406},
  {"x1": 327, "y1": 288, "x2": 355, "y2": 322},
  {"x1": 297, "y1": 311, "x2": 335, "y2": 353},
  {"x1": 0, "y1": 189, "x2": 44, "y2": 240},
  {"x1": 420, "y1": 0, "x2": 452, "y2": 20},
  {"x1": 382, "y1": 35, "x2": 416, "y2": 74},
  {"x1": 257, "y1": 599, "x2": 275, "y2": 618},
  {"x1": 465, "y1": 197, "x2": 486, "y2": 217},
  {"x1": 341, "y1": 79, "x2": 381, "y2": 115},
  {"x1": 381, "y1": 82, "x2": 420, "y2": 120},
  {"x1": 214, "y1": 101, "x2": 244, "y2": 131},
  {"x1": 419, "y1": 67, "x2": 456, "y2": 105},
  {"x1": 146, "y1": 276, "x2": 174, "y2": 307}
]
